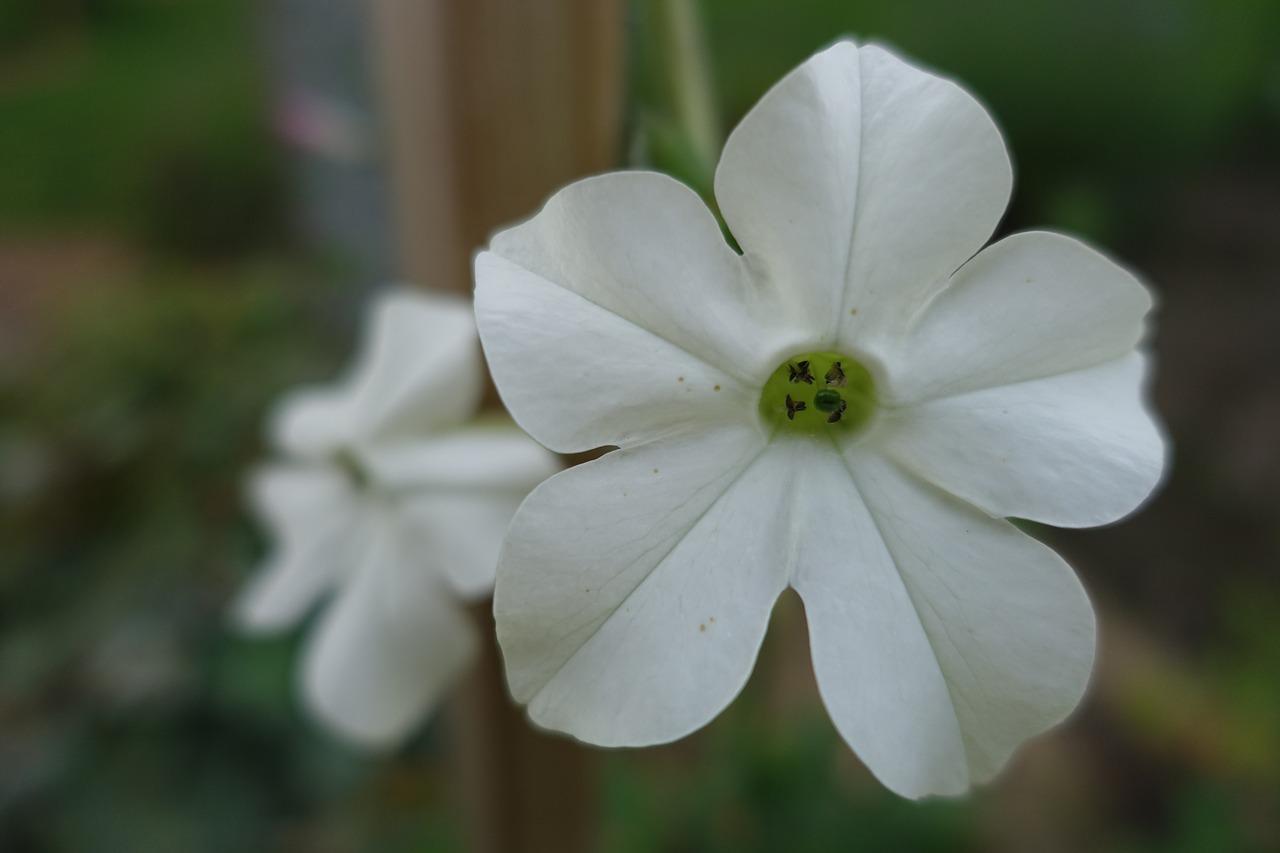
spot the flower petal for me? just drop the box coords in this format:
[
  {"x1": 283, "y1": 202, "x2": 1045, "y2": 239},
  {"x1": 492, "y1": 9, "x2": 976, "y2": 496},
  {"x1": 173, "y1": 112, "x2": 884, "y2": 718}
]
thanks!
[
  {"x1": 715, "y1": 41, "x2": 1011, "y2": 343},
  {"x1": 357, "y1": 427, "x2": 560, "y2": 493},
  {"x1": 885, "y1": 231, "x2": 1154, "y2": 404},
  {"x1": 876, "y1": 352, "x2": 1166, "y2": 527},
  {"x1": 359, "y1": 429, "x2": 560, "y2": 598},
  {"x1": 476, "y1": 215, "x2": 771, "y2": 452},
  {"x1": 484, "y1": 171, "x2": 798, "y2": 375},
  {"x1": 396, "y1": 492, "x2": 527, "y2": 600},
  {"x1": 233, "y1": 464, "x2": 364, "y2": 633},
  {"x1": 494, "y1": 424, "x2": 794, "y2": 745},
  {"x1": 273, "y1": 288, "x2": 482, "y2": 457},
  {"x1": 792, "y1": 449, "x2": 1095, "y2": 798},
  {"x1": 301, "y1": 515, "x2": 477, "y2": 746}
]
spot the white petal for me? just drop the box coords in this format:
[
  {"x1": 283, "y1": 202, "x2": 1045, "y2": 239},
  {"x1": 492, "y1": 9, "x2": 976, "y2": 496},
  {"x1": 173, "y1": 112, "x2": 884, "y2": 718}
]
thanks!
[
  {"x1": 885, "y1": 231, "x2": 1154, "y2": 404},
  {"x1": 877, "y1": 352, "x2": 1167, "y2": 527},
  {"x1": 396, "y1": 491, "x2": 527, "y2": 600},
  {"x1": 357, "y1": 427, "x2": 559, "y2": 493},
  {"x1": 475, "y1": 245, "x2": 764, "y2": 453},
  {"x1": 301, "y1": 515, "x2": 477, "y2": 746},
  {"x1": 360, "y1": 429, "x2": 560, "y2": 598},
  {"x1": 485, "y1": 171, "x2": 798, "y2": 375},
  {"x1": 273, "y1": 288, "x2": 482, "y2": 457},
  {"x1": 792, "y1": 449, "x2": 1095, "y2": 798},
  {"x1": 494, "y1": 424, "x2": 793, "y2": 745},
  {"x1": 233, "y1": 464, "x2": 364, "y2": 633},
  {"x1": 715, "y1": 41, "x2": 1011, "y2": 343}
]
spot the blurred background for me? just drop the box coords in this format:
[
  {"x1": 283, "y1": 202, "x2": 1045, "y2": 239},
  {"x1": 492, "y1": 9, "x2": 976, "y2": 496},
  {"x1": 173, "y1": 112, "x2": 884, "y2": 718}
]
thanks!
[{"x1": 2, "y1": 0, "x2": 1278, "y2": 850}]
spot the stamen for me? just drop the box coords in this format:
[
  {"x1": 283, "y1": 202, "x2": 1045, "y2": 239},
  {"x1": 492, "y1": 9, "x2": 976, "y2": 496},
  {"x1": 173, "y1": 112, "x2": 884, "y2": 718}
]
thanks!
[
  {"x1": 788, "y1": 361, "x2": 815, "y2": 384},
  {"x1": 759, "y1": 351, "x2": 876, "y2": 437}
]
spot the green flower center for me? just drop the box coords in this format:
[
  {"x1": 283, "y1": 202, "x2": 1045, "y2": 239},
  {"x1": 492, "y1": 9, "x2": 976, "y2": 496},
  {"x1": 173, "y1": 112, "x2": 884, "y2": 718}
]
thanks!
[
  {"x1": 758, "y1": 351, "x2": 876, "y2": 437},
  {"x1": 335, "y1": 449, "x2": 372, "y2": 490}
]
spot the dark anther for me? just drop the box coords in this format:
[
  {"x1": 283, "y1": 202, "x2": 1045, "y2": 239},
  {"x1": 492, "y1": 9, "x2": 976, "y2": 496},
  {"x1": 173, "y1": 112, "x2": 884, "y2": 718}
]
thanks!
[
  {"x1": 827, "y1": 400, "x2": 848, "y2": 423},
  {"x1": 825, "y1": 361, "x2": 846, "y2": 387},
  {"x1": 788, "y1": 361, "x2": 815, "y2": 384},
  {"x1": 785, "y1": 394, "x2": 807, "y2": 420}
]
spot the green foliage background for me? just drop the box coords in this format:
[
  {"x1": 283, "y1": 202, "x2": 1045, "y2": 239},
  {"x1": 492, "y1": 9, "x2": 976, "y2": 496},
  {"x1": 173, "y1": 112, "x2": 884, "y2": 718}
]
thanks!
[{"x1": 2, "y1": 0, "x2": 1278, "y2": 850}]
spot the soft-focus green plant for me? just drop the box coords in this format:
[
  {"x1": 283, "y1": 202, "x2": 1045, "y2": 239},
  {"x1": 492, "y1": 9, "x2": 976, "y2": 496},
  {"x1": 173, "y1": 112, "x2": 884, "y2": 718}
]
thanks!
[
  {"x1": 0, "y1": 0, "x2": 284, "y2": 256},
  {"x1": 644, "y1": 0, "x2": 1280, "y2": 243}
]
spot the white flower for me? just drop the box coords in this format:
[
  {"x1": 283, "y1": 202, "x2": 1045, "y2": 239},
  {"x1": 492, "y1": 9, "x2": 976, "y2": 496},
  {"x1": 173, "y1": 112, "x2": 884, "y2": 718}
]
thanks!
[
  {"x1": 473, "y1": 42, "x2": 1166, "y2": 797},
  {"x1": 233, "y1": 288, "x2": 559, "y2": 746}
]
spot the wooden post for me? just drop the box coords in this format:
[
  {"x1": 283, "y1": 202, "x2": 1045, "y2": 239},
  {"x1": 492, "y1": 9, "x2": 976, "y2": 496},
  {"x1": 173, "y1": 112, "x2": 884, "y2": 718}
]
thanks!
[
  {"x1": 368, "y1": 0, "x2": 625, "y2": 290},
  {"x1": 366, "y1": 2, "x2": 626, "y2": 851}
]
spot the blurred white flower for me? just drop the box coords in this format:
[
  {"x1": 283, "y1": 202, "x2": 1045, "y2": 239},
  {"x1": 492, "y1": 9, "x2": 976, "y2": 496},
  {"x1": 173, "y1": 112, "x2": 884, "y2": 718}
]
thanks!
[
  {"x1": 474, "y1": 41, "x2": 1166, "y2": 797},
  {"x1": 234, "y1": 288, "x2": 559, "y2": 746}
]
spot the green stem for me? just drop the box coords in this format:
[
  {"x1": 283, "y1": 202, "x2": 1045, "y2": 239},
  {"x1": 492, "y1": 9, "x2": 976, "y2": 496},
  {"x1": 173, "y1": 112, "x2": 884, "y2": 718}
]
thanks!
[{"x1": 646, "y1": 0, "x2": 722, "y2": 191}]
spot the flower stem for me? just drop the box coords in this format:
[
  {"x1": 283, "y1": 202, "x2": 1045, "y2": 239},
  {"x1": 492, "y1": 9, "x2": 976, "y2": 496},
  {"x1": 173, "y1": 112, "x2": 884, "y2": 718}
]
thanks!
[{"x1": 644, "y1": 0, "x2": 723, "y2": 195}]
